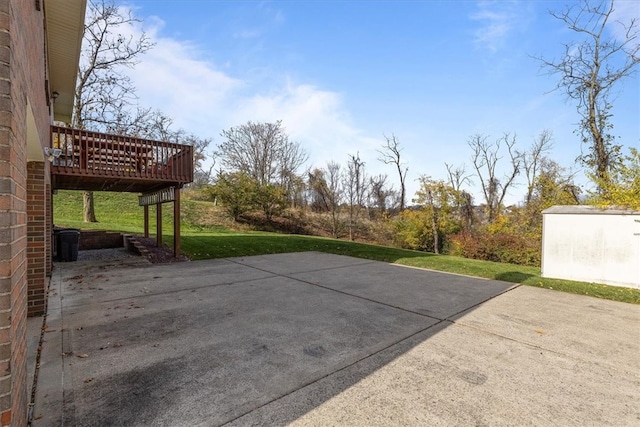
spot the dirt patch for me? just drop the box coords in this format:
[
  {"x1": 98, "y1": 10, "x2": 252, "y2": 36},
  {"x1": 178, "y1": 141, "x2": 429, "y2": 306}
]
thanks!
[{"x1": 133, "y1": 237, "x2": 190, "y2": 264}]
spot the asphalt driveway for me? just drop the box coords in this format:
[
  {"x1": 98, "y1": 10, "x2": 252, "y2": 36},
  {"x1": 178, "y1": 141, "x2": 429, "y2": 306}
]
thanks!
[{"x1": 32, "y1": 251, "x2": 640, "y2": 426}]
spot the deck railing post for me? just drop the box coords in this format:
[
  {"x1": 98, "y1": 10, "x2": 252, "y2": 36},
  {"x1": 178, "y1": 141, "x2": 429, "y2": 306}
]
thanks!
[
  {"x1": 173, "y1": 186, "x2": 180, "y2": 258},
  {"x1": 156, "y1": 202, "x2": 162, "y2": 247},
  {"x1": 144, "y1": 205, "x2": 149, "y2": 238}
]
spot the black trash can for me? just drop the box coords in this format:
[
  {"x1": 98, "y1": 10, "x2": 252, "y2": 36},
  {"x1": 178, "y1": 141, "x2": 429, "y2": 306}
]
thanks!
[
  {"x1": 53, "y1": 228, "x2": 61, "y2": 260},
  {"x1": 57, "y1": 229, "x2": 80, "y2": 262}
]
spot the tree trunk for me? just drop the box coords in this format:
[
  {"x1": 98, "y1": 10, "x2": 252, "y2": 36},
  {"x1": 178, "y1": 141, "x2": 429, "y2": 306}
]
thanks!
[
  {"x1": 427, "y1": 190, "x2": 439, "y2": 254},
  {"x1": 431, "y1": 212, "x2": 439, "y2": 254},
  {"x1": 348, "y1": 209, "x2": 353, "y2": 241},
  {"x1": 398, "y1": 163, "x2": 406, "y2": 211},
  {"x1": 83, "y1": 191, "x2": 98, "y2": 222},
  {"x1": 331, "y1": 210, "x2": 338, "y2": 238}
]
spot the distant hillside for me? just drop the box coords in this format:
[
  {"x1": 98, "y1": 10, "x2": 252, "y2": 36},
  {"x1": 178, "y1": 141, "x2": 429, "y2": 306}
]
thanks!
[{"x1": 53, "y1": 190, "x2": 392, "y2": 245}]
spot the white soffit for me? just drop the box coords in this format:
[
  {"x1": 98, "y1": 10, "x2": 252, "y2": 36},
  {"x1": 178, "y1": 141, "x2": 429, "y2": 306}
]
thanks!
[
  {"x1": 45, "y1": 0, "x2": 87, "y2": 123},
  {"x1": 26, "y1": 102, "x2": 44, "y2": 162}
]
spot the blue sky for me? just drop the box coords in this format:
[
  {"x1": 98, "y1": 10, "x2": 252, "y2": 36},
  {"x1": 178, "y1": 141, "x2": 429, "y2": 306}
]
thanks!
[{"x1": 122, "y1": 0, "x2": 639, "y2": 204}]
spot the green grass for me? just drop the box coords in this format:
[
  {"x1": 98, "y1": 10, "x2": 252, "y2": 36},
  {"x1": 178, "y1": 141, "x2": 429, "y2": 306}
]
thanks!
[
  {"x1": 54, "y1": 190, "x2": 640, "y2": 305},
  {"x1": 53, "y1": 190, "x2": 231, "y2": 235}
]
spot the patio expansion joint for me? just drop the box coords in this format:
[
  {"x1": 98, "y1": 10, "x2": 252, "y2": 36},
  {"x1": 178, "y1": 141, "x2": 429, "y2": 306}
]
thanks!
[
  {"x1": 224, "y1": 258, "x2": 445, "y2": 322},
  {"x1": 59, "y1": 273, "x2": 278, "y2": 309},
  {"x1": 224, "y1": 256, "x2": 379, "y2": 276}
]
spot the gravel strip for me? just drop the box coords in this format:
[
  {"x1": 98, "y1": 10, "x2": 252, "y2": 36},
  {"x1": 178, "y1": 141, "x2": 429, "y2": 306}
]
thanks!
[{"x1": 76, "y1": 247, "x2": 139, "y2": 261}]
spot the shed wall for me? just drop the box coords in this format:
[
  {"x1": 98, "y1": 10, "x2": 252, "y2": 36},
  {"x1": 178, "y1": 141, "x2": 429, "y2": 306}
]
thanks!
[{"x1": 542, "y1": 212, "x2": 640, "y2": 289}]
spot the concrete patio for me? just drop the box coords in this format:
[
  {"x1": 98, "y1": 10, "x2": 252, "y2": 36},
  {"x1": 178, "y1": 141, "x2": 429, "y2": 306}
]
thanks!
[{"x1": 30, "y1": 251, "x2": 640, "y2": 426}]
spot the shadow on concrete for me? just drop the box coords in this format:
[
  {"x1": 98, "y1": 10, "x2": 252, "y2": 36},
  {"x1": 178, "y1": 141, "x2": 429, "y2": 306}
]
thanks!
[{"x1": 494, "y1": 271, "x2": 535, "y2": 283}]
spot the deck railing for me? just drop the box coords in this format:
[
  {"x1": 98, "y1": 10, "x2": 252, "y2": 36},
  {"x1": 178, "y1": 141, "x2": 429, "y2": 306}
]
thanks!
[{"x1": 50, "y1": 125, "x2": 194, "y2": 184}]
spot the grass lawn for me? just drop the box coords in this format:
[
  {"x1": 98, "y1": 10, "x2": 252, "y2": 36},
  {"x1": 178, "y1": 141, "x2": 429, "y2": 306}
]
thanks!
[{"x1": 54, "y1": 190, "x2": 640, "y2": 305}]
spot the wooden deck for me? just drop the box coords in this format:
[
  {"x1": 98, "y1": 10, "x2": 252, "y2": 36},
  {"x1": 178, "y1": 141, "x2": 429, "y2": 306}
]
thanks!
[{"x1": 50, "y1": 126, "x2": 194, "y2": 192}]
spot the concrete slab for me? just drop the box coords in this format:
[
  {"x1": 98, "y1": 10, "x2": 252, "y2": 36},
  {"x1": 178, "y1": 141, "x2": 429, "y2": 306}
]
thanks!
[
  {"x1": 289, "y1": 262, "x2": 516, "y2": 319},
  {"x1": 229, "y1": 251, "x2": 376, "y2": 275},
  {"x1": 56, "y1": 258, "x2": 276, "y2": 308},
  {"x1": 31, "y1": 252, "x2": 640, "y2": 426},
  {"x1": 451, "y1": 285, "x2": 640, "y2": 375},
  {"x1": 61, "y1": 277, "x2": 438, "y2": 426},
  {"x1": 231, "y1": 318, "x2": 639, "y2": 426}
]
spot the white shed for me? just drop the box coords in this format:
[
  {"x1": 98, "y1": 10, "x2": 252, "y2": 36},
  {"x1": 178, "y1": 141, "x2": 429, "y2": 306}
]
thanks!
[{"x1": 541, "y1": 206, "x2": 640, "y2": 289}]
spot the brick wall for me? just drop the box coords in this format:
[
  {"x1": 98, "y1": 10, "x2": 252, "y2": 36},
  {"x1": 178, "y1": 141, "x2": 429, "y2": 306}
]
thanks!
[
  {"x1": 46, "y1": 182, "x2": 51, "y2": 276},
  {"x1": 0, "y1": 0, "x2": 50, "y2": 425},
  {"x1": 26, "y1": 162, "x2": 45, "y2": 316},
  {"x1": 79, "y1": 230, "x2": 124, "y2": 250}
]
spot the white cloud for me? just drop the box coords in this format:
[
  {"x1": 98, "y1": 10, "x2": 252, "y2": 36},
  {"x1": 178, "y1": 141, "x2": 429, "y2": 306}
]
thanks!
[
  {"x1": 130, "y1": 38, "x2": 242, "y2": 124},
  {"x1": 232, "y1": 4, "x2": 285, "y2": 40},
  {"x1": 233, "y1": 29, "x2": 262, "y2": 39},
  {"x1": 470, "y1": 1, "x2": 526, "y2": 52},
  {"x1": 230, "y1": 82, "x2": 381, "y2": 167},
  {"x1": 122, "y1": 15, "x2": 381, "y2": 174}
]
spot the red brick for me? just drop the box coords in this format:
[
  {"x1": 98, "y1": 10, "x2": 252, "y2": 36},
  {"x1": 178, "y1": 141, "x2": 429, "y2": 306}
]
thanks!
[{"x1": 1, "y1": 409, "x2": 10, "y2": 426}]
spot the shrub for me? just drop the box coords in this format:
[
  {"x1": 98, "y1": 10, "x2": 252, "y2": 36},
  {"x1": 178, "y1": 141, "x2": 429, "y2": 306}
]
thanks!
[
  {"x1": 208, "y1": 172, "x2": 258, "y2": 220},
  {"x1": 449, "y1": 232, "x2": 541, "y2": 266},
  {"x1": 391, "y1": 208, "x2": 460, "y2": 253},
  {"x1": 254, "y1": 184, "x2": 287, "y2": 220},
  {"x1": 392, "y1": 209, "x2": 432, "y2": 251}
]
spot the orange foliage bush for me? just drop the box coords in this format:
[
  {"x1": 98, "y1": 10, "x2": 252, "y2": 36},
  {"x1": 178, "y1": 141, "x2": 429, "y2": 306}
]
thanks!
[{"x1": 449, "y1": 232, "x2": 541, "y2": 267}]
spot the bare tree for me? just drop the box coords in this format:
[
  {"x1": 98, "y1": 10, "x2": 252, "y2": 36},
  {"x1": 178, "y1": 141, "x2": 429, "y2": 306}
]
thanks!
[
  {"x1": 536, "y1": 0, "x2": 639, "y2": 192},
  {"x1": 424, "y1": 186, "x2": 440, "y2": 254},
  {"x1": 344, "y1": 153, "x2": 367, "y2": 241},
  {"x1": 445, "y1": 162, "x2": 473, "y2": 226},
  {"x1": 307, "y1": 162, "x2": 343, "y2": 237},
  {"x1": 525, "y1": 158, "x2": 581, "y2": 228},
  {"x1": 522, "y1": 130, "x2": 554, "y2": 206},
  {"x1": 469, "y1": 133, "x2": 522, "y2": 222},
  {"x1": 217, "y1": 121, "x2": 307, "y2": 187},
  {"x1": 74, "y1": 0, "x2": 154, "y2": 222},
  {"x1": 279, "y1": 139, "x2": 308, "y2": 208},
  {"x1": 325, "y1": 162, "x2": 344, "y2": 237},
  {"x1": 182, "y1": 133, "x2": 214, "y2": 188},
  {"x1": 378, "y1": 134, "x2": 408, "y2": 211},
  {"x1": 107, "y1": 107, "x2": 173, "y2": 141},
  {"x1": 460, "y1": 191, "x2": 475, "y2": 233},
  {"x1": 444, "y1": 163, "x2": 473, "y2": 193},
  {"x1": 307, "y1": 169, "x2": 330, "y2": 212},
  {"x1": 109, "y1": 108, "x2": 214, "y2": 188},
  {"x1": 105, "y1": 105, "x2": 154, "y2": 137},
  {"x1": 368, "y1": 174, "x2": 393, "y2": 216},
  {"x1": 287, "y1": 173, "x2": 307, "y2": 209}
]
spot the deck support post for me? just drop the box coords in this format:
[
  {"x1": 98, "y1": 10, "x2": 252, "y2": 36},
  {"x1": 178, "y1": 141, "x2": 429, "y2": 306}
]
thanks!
[
  {"x1": 173, "y1": 186, "x2": 181, "y2": 258},
  {"x1": 156, "y1": 202, "x2": 162, "y2": 247},
  {"x1": 143, "y1": 205, "x2": 149, "y2": 238}
]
